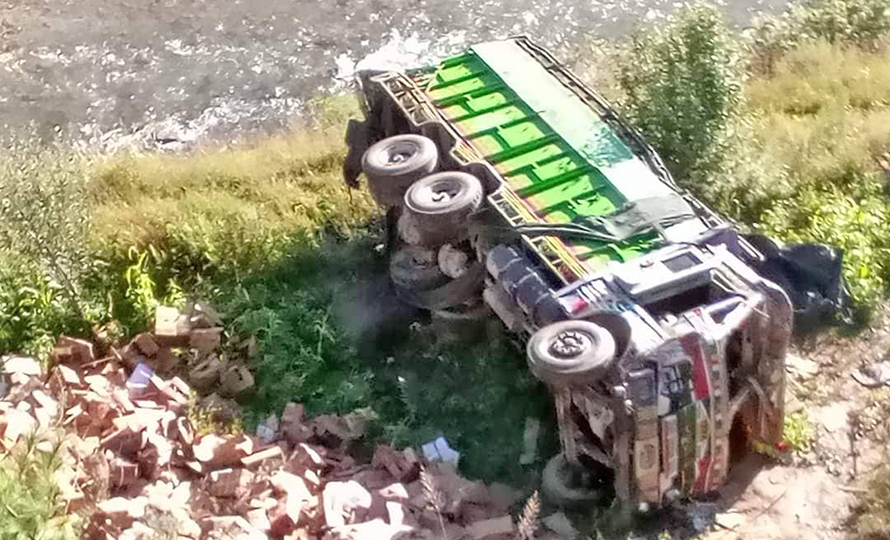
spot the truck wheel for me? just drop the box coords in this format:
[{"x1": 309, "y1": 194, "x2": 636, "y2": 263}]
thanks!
[
  {"x1": 362, "y1": 135, "x2": 438, "y2": 208},
  {"x1": 404, "y1": 171, "x2": 484, "y2": 246},
  {"x1": 527, "y1": 320, "x2": 616, "y2": 387},
  {"x1": 542, "y1": 455, "x2": 605, "y2": 507},
  {"x1": 390, "y1": 246, "x2": 450, "y2": 292}
]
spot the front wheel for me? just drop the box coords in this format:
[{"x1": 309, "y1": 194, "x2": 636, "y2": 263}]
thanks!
[{"x1": 527, "y1": 320, "x2": 616, "y2": 387}]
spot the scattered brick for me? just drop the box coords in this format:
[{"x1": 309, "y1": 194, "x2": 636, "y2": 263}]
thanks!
[
  {"x1": 55, "y1": 336, "x2": 95, "y2": 365},
  {"x1": 189, "y1": 328, "x2": 222, "y2": 354},
  {"x1": 133, "y1": 333, "x2": 160, "y2": 358},
  {"x1": 241, "y1": 445, "x2": 284, "y2": 468}
]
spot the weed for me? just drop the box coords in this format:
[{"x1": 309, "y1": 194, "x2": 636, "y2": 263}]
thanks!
[
  {"x1": 783, "y1": 411, "x2": 815, "y2": 453},
  {"x1": 420, "y1": 466, "x2": 448, "y2": 540},
  {"x1": 516, "y1": 491, "x2": 541, "y2": 540},
  {"x1": 187, "y1": 392, "x2": 244, "y2": 437}
]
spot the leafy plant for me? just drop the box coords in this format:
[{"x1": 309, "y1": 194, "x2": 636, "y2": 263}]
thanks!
[
  {"x1": 783, "y1": 411, "x2": 815, "y2": 453},
  {"x1": 122, "y1": 247, "x2": 185, "y2": 333}
]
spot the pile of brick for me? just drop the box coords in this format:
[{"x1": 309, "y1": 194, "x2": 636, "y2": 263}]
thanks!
[{"x1": 0, "y1": 307, "x2": 545, "y2": 540}]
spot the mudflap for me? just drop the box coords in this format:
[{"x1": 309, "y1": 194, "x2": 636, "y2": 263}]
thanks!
[{"x1": 343, "y1": 118, "x2": 370, "y2": 189}]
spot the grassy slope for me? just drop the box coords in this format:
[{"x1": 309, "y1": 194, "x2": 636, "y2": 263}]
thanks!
[{"x1": 85, "y1": 115, "x2": 554, "y2": 484}]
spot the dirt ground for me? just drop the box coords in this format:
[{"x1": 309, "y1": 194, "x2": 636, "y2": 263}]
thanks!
[
  {"x1": 0, "y1": 0, "x2": 788, "y2": 151},
  {"x1": 689, "y1": 311, "x2": 890, "y2": 540}
]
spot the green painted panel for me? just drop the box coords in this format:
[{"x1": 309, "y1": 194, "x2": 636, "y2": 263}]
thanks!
[{"x1": 412, "y1": 41, "x2": 673, "y2": 273}]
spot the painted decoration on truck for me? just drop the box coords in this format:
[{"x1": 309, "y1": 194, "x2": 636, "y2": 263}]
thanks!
[
  {"x1": 659, "y1": 414, "x2": 679, "y2": 498},
  {"x1": 678, "y1": 403, "x2": 697, "y2": 493}
]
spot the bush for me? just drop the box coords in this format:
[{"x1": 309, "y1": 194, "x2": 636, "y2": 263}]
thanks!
[
  {"x1": 0, "y1": 141, "x2": 94, "y2": 326},
  {"x1": 618, "y1": 3, "x2": 742, "y2": 185},
  {"x1": 749, "y1": 0, "x2": 890, "y2": 73}
]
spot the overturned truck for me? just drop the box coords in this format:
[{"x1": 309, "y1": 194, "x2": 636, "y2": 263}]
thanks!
[{"x1": 343, "y1": 37, "x2": 793, "y2": 512}]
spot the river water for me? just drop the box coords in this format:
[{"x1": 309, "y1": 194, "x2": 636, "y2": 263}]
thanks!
[{"x1": 0, "y1": 0, "x2": 787, "y2": 151}]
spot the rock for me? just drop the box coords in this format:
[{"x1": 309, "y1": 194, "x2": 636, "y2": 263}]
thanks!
[
  {"x1": 852, "y1": 361, "x2": 890, "y2": 388},
  {"x1": 785, "y1": 354, "x2": 819, "y2": 377},
  {"x1": 715, "y1": 511, "x2": 746, "y2": 530},
  {"x1": 189, "y1": 355, "x2": 222, "y2": 391},
  {"x1": 219, "y1": 365, "x2": 254, "y2": 397},
  {"x1": 519, "y1": 417, "x2": 540, "y2": 465},
  {"x1": 542, "y1": 512, "x2": 578, "y2": 540}
]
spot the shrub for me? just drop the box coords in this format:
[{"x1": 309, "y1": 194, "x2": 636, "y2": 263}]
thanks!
[
  {"x1": 749, "y1": 0, "x2": 890, "y2": 73},
  {"x1": 618, "y1": 3, "x2": 742, "y2": 185},
  {"x1": 0, "y1": 141, "x2": 94, "y2": 326}
]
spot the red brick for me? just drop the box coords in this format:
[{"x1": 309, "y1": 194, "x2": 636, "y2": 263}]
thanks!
[
  {"x1": 132, "y1": 333, "x2": 160, "y2": 357},
  {"x1": 189, "y1": 328, "x2": 222, "y2": 354},
  {"x1": 241, "y1": 446, "x2": 284, "y2": 468},
  {"x1": 100, "y1": 426, "x2": 146, "y2": 458},
  {"x1": 154, "y1": 306, "x2": 189, "y2": 337},
  {"x1": 108, "y1": 457, "x2": 141, "y2": 488},
  {"x1": 2, "y1": 356, "x2": 41, "y2": 376},
  {"x1": 0, "y1": 409, "x2": 37, "y2": 446},
  {"x1": 207, "y1": 467, "x2": 254, "y2": 498},
  {"x1": 193, "y1": 434, "x2": 254, "y2": 468},
  {"x1": 55, "y1": 336, "x2": 95, "y2": 365}
]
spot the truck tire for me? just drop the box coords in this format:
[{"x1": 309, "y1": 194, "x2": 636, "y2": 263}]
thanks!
[
  {"x1": 404, "y1": 171, "x2": 484, "y2": 246},
  {"x1": 362, "y1": 135, "x2": 438, "y2": 208},
  {"x1": 542, "y1": 454, "x2": 605, "y2": 507},
  {"x1": 390, "y1": 246, "x2": 450, "y2": 292},
  {"x1": 527, "y1": 320, "x2": 616, "y2": 387}
]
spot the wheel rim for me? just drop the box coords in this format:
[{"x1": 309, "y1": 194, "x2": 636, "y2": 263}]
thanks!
[
  {"x1": 418, "y1": 179, "x2": 461, "y2": 207},
  {"x1": 549, "y1": 329, "x2": 593, "y2": 360},
  {"x1": 384, "y1": 141, "x2": 418, "y2": 166}
]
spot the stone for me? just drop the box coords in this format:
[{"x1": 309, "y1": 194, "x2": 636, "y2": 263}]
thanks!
[{"x1": 542, "y1": 512, "x2": 578, "y2": 540}]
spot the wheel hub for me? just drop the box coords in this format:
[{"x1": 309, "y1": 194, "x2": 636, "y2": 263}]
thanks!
[
  {"x1": 388, "y1": 151, "x2": 412, "y2": 164},
  {"x1": 550, "y1": 330, "x2": 590, "y2": 358}
]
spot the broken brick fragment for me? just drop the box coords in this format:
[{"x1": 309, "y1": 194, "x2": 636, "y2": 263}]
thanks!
[
  {"x1": 241, "y1": 445, "x2": 284, "y2": 468},
  {"x1": 55, "y1": 336, "x2": 95, "y2": 366},
  {"x1": 132, "y1": 333, "x2": 160, "y2": 358},
  {"x1": 109, "y1": 457, "x2": 141, "y2": 488},
  {"x1": 206, "y1": 467, "x2": 254, "y2": 498},
  {"x1": 154, "y1": 306, "x2": 191, "y2": 347},
  {"x1": 189, "y1": 328, "x2": 222, "y2": 354}
]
